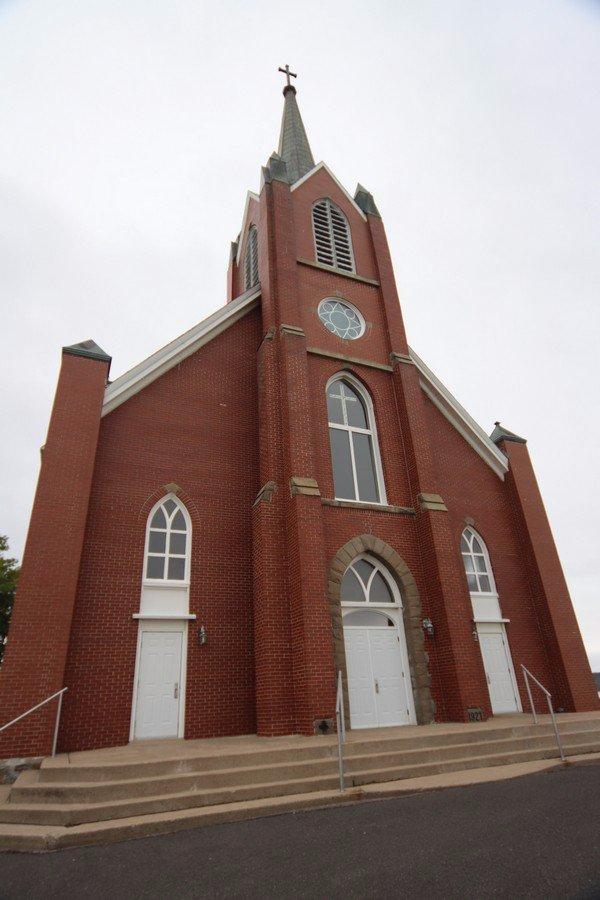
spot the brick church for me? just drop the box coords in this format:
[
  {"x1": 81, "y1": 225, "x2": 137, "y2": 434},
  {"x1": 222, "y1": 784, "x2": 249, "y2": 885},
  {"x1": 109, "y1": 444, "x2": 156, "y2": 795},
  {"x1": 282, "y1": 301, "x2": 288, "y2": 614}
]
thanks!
[{"x1": 1, "y1": 72, "x2": 597, "y2": 759}]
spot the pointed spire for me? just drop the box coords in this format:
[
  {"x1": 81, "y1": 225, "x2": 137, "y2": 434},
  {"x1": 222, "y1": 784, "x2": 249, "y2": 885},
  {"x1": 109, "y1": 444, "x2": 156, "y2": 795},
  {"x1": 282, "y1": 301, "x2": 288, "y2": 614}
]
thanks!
[
  {"x1": 490, "y1": 421, "x2": 527, "y2": 446},
  {"x1": 277, "y1": 81, "x2": 315, "y2": 185}
]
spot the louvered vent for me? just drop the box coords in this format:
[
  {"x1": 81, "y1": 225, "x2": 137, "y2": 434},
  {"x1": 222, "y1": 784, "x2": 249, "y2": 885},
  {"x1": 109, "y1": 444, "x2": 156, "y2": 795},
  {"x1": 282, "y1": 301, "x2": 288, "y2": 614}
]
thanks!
[
  {"x1": 312, "y1": 200, "x2": 355, "y2": 273},
  {"x1": 244, "y1": 226, "x2": 259, "y2": 290}
]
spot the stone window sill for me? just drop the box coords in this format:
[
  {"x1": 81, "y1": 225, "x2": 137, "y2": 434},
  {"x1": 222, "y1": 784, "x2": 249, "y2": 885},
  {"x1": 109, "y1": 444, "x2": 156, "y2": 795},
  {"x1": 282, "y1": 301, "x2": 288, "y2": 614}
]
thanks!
[
  {"x1": 321, "y1": 498, "x2": 415, "y2": 515},
  {"x1": 297, "y1": 257, "x2": 379, "y2": 287}
]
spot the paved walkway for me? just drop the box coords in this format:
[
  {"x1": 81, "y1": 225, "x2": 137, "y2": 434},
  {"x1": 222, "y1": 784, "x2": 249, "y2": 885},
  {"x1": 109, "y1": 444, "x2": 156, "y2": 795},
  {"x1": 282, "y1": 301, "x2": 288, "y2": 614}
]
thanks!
[
  {"x1": 2, "y1": 762, "x2": 599, "y2": 898},
  {"x1": 45, "y1": 710, "x2": 600, "y2": 767}
]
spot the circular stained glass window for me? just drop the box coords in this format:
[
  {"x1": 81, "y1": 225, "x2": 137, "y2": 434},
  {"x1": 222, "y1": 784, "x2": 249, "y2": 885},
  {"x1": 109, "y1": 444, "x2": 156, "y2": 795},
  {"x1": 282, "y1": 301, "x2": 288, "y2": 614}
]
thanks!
[{"x1": 317, "y1": 298, "x2": 365, "y2": 340}]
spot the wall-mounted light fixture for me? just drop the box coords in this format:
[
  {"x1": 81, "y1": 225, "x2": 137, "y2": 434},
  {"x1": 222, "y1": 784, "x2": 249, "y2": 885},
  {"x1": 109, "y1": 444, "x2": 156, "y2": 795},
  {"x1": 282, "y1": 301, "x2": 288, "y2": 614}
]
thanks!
[
  {"x1": 198, "y1": 625, "x2": 207, "y2": 646},
  {"x1": 422, "y1": 617, "x2": 434, "y2": 637}
]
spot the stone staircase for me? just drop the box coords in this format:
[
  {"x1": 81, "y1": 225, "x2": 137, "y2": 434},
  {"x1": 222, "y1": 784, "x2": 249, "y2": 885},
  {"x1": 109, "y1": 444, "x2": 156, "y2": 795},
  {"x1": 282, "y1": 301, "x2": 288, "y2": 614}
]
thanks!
[{"x1": 2, "y1": 713, "x2": 600, "y2": 851}]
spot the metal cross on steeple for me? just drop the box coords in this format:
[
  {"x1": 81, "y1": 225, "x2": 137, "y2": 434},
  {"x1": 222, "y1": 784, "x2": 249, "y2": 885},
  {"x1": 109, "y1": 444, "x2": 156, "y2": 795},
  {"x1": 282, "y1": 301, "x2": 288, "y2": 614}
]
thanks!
[{"x1": 278, "y1": 64, "x2": 297, "y2": 87}]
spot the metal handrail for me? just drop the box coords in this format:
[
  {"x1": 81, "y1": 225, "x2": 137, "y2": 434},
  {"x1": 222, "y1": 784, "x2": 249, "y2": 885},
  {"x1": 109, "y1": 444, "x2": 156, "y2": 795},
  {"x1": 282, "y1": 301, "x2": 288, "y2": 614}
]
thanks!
[
  {"x1": 0, "y1": 687, "x2": 68, "y2": 757},
  {"x1": 335, "y1": 670, "x2": 346, "y2": 792},
  {"x1": 521, "y1": 666, "x2": 564, "y2": 761}
]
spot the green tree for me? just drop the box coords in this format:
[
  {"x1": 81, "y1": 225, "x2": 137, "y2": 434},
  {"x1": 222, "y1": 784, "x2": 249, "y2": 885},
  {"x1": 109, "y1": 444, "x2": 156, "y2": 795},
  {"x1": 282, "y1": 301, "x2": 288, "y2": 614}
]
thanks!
[{"x1": 0, "y1": 536, "x2": 19, "y2": 664}]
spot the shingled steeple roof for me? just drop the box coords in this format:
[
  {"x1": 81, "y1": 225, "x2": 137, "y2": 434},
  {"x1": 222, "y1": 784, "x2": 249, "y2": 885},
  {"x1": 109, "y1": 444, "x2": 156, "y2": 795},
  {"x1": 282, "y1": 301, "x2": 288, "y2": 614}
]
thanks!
[{"x1": 277, "y1": 84, "x2": 315, "y2": 185}]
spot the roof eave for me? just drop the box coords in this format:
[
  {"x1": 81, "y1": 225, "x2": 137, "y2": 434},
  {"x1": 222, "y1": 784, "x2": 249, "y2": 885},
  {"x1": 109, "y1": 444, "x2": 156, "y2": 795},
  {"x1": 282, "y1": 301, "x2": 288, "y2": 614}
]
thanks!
[
  {"x1": 101, "y1": 287, "x2": 261, "y2": 417},
  {"x1": 409, "y1": 347, "x2": 509, "y2": 480}
]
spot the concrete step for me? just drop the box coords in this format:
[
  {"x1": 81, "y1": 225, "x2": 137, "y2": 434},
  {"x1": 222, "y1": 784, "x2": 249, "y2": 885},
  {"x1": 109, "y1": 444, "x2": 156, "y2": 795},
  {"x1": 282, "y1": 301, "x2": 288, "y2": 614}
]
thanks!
[
  {"x1": 16, "y1": 728, "x2": 600, "y2": 806},
  {"x1": 3, "y1": 736, "x2": 600, "y2": 828},
  {"x1": 38, "y1": 717, "x2": 600, "y2": 784},
  {"x1": 1, "y1": 749, "x2": 599, "y2": 849}
]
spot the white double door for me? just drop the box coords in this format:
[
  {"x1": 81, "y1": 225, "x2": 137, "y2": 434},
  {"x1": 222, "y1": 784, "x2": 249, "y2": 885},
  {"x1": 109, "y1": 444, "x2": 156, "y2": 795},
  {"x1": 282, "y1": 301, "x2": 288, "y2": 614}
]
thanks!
[
  {"x1": 344, "y1": 624, "x2": 414, "y2": 729},
  {"x1": 477, "y1": 623, "x2": 521, "y2": 714},
  {"x1": 134, "y1": 630, "x2": 183, "y2": 739}
]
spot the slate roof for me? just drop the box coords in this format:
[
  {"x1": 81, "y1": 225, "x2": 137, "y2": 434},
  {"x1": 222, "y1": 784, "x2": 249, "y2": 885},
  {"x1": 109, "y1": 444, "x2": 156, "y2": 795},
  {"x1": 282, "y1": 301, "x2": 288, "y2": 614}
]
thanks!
[{"x1": 277, "y1": 85, "x2": 315, "y2": 185}]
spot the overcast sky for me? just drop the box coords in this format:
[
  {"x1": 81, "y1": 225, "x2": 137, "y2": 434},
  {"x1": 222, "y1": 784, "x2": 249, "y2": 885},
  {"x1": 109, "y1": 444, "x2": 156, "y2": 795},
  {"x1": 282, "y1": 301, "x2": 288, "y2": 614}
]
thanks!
[{"x1": 1, "y1": 0, "x2": 599, "y2": 666}]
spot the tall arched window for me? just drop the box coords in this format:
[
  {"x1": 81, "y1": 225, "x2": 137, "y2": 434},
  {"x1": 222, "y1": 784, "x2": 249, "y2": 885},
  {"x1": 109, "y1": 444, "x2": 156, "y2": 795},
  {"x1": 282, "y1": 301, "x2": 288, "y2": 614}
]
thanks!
[
  {"x1": 312, "y1": 199, "x2": 355, "y2": 273},
  {"x1": 144, "y1": 495, "x2": 191, "y2": 582},
  {"x1": 244, "y1": 225, "x2": 258, "y2": 290},
  {"x1": 460, "y1": 527, "x2": 496, "y2": 595},
  {"x1": 327, "y1": 375, "x2": 385, "y2": 504}
]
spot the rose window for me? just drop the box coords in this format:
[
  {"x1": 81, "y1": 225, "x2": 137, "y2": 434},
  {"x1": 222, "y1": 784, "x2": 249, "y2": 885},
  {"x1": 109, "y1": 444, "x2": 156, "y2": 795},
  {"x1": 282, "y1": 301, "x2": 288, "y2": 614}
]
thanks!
[{"x1": 317, "y1": 299, "x2": 365, "y2": 340}]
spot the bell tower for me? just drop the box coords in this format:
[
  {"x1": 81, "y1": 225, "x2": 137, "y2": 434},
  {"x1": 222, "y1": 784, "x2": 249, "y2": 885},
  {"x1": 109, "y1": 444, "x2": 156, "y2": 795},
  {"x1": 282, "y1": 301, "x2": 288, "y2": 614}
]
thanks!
[{"x1": 241, "y1": 69, "x2": 492, "y2": 734}]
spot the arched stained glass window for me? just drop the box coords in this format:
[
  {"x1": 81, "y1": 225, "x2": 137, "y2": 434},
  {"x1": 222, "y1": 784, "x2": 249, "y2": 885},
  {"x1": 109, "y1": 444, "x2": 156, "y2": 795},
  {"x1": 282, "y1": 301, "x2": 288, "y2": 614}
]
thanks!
[
  {"x1": 145, "y1": 495, "x2": 191, "y2": 582},
  {"x1": 312, "y1": 199, "x2": 355, "y2": 272},
  {"x1": 340, "y1": 556, "x2": 397, "y2": 605},
  {"x1": 244, "y1": 225, "x2": 258, "y2": 290},
  {"x1": 460, "y1": 527, "x2": 495, "y2": 594},
  {"x1": 327, "y1": 375, "x2": 384, "y2": 503}
]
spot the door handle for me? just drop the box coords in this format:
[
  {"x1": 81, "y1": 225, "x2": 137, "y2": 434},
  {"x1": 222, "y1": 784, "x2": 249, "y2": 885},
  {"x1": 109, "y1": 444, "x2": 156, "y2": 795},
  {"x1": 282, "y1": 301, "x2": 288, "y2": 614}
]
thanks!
[
  {"x1": 174, "y1": 683, "x2": 179, "y2": 699},
  {"x1": 374, "y1": 679, "x2": 380, "y2": 694}
]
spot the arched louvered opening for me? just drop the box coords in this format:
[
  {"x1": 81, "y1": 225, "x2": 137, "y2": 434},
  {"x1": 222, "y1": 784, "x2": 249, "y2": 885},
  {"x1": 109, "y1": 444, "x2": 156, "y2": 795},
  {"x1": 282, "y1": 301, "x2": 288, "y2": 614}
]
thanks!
[
  {"x1": 312, "y1": 199, "x2": 355, "y2": 273},
  {"x1": 244, "y1": 225, "x2": 259, "y2": 290}
]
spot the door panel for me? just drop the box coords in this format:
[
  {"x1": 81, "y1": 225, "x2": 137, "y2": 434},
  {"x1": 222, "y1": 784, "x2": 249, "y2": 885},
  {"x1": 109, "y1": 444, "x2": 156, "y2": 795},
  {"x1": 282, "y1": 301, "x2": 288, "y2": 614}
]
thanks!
[
  {"x1": 344, "y1": 628, "x2": 377, "y2": 729},
  {"x1": 478, "y1": 627, "x2": 519, "y2": 714},
  {"x1": 135, "y1": 631, "x2": 182, "y2": 739},
  {"x1": 370, "y1": 630, "x2": 410, "y2": 727}
]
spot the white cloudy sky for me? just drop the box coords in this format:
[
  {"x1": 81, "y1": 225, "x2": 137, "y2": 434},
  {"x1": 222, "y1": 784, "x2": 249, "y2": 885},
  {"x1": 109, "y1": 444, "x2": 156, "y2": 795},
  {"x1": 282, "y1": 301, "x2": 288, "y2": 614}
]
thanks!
[{"x1": 1, "y1": 1, "x2": 599, "y2": 666}]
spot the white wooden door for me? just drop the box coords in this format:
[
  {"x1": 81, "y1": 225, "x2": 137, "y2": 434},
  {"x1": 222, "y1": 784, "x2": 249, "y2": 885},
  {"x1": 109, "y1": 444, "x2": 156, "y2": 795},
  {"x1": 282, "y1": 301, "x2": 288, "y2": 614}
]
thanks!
[
  {"x1": 478, "y1": 624, "x2": 520, "y2": 714},
  {"x1": 370, "y1": 630, "x2": 411, "y2": 727},
  {"x1": 134, "y1": 631, "x2": 182, "y2": 739},
  {"x1": 344, "y1": 628, "x2": 378, "y2": 729},
  {"x1": 344, "y1": 626, "x2": 413, "y2": 729}
]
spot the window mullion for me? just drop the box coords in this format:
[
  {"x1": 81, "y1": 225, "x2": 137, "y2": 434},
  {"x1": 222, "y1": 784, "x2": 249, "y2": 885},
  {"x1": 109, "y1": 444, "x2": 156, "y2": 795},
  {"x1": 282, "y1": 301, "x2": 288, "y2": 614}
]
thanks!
[{"x1": 348, "y1": 428, "x2": 360, "y2": 500}]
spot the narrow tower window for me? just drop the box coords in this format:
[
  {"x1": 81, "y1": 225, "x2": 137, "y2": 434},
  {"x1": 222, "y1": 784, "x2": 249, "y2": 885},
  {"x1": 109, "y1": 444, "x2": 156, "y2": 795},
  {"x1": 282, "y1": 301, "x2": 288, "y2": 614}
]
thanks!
[
  {"x1": 312, "y1": 199, "x2": 355, "y2": 272},
  {"x1": 326, "y1": 375, "x2": 385, "y2": 503},
  {"x1": 460, "y1": 527, "x2": 496, "y2": 594},
  {"x1": 145, "y1": 495, "x2": 191, "y2": 582},
  {"x1": 244, "y1": 225, "x2": 259, "y2": 290}
]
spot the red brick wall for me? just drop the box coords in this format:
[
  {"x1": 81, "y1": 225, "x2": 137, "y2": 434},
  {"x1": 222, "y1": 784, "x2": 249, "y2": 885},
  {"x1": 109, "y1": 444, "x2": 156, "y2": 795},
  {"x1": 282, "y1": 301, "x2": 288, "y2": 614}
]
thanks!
[
  {"x1": 422, "y1": 394, "x2": 556, "y2": 707},
  {"x1": 0, "y1": 352, "x2": 109, "y2": 758},
  {"x1": 58, "y1": 309, "x2": 262, "y2": 752}
]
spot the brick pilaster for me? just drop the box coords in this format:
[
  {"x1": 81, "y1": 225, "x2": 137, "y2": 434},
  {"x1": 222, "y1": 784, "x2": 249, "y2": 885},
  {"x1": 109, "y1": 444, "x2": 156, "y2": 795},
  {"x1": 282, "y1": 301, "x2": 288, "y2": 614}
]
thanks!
[
  {"x1": 0, "y1": 346, "x2": 110, "y2": 757},
  {"x1": 251, "y1": 175, "x2": 335, "y2": 734},
  {"x1": 500, "y1": 438, "x2": 599, "y2": 711},
  {"x1": 366, "y1": 212, "x2": 491, "y2": 720}
]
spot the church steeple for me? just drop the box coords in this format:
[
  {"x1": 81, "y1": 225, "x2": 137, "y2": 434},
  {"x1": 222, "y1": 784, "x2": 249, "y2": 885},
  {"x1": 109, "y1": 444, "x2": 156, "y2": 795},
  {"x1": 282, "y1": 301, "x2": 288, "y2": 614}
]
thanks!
[{"x1": 276, "y1": 65, "x2": 315, "y2": 184}]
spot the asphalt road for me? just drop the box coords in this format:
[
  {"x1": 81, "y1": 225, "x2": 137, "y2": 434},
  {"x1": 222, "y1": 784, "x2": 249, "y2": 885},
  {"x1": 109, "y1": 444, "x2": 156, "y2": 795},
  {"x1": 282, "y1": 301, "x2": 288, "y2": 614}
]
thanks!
[{"x1": 1, "y1": 764, "x2": 600, "y2": 899}]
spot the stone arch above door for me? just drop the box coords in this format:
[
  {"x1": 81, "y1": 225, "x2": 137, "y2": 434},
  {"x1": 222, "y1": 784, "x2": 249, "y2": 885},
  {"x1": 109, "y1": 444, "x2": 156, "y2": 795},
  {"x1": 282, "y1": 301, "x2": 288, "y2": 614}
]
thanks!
[{"x1": 328, "y1": 535, "x2": 435, "y2": 725}]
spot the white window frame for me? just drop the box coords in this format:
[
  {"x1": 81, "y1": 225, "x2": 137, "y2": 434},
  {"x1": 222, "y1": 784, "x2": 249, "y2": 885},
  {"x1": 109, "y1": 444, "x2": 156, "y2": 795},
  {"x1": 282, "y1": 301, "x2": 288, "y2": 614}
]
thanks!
[
  {"x1": 461, "y1": 526, "x2": 498, "y2": 597},
  {"x1": 340, "y1": 553, "x2": 400, "y2": 608},
  {"x1": 326, "y1": 373, "x2": 387, "y2": 505},
  {"x1": 142, "y1": 493, "x2": 192, "y2": 587},
  {"x1": 317, "y1": 297, "x2": 366, "y2": 340},
  {"x1": 312, "y1": 198, "x2": 356, "y2": 273}
]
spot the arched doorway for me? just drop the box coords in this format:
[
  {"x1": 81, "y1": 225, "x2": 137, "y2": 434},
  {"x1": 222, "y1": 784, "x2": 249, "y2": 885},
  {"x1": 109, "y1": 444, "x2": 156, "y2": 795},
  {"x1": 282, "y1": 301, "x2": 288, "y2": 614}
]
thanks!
[{"x1": 342, "y1": 555, "x2": 416, "y2": 729}]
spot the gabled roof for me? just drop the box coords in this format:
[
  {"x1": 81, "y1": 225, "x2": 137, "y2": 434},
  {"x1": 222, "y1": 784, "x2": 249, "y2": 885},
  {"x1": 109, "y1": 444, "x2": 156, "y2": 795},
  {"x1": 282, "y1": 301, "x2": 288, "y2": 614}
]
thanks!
[
  {"x1": 290, "y1": 162, "x2": 367, "y2": 221},
  {"x1": 101, "y1": 287, "x2": 260, "y2": 417},
  {"x1": 410, "y1": 348, "x2": 509, "y2": 480}
]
